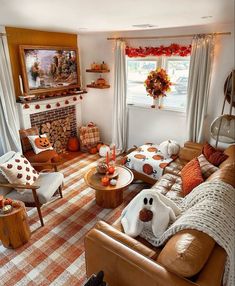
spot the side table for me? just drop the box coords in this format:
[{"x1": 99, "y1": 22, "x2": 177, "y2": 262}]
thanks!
[
  {"x1": 0, "y1": 201, "x2": 31, "y2": 249},
  {"x1": 84, "y1": 165, "x2": 134, "y2": 208}
]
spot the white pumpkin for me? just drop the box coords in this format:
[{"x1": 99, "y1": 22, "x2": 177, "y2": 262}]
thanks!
[
  {"x1": 159, "y1": 140, "x2": 180, "y2": 158},
  {"x1": 99, "y1": 144, "x2": 111, "y2": 157}
]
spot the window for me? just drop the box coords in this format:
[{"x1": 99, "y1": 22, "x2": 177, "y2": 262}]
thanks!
[{"x1": 127, "y1": 56, "x2": 190, "y2": 111}]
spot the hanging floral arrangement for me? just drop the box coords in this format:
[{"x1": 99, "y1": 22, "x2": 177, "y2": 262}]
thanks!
[
  {"x1": 144, "y1": 68, "x2": 172, "y2": 99},
  {"x1": 125, "y1": 43, "x2": 191, "y2": 58}
]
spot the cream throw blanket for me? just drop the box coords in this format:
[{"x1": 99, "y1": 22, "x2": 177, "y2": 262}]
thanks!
[{"x1": 140, "y1": 180, "x2": 235, "y2": 286}]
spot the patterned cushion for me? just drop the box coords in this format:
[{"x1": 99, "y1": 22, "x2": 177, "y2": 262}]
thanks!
[
  {"x1": 181, "y1": 158, "x2": 204, "y2": 196},
  {"x1": 197, "y1": 154, "x2": 219, "y2": 179},
  {"x1": 28, "y1": 134, "x2": 53, "y2": 154},
  {"x1": 0, "y1": 152, "x2": 39, "y2": 191},
  {"x1": 79, "y1": 125, "x2": 100, "y2": 150}
]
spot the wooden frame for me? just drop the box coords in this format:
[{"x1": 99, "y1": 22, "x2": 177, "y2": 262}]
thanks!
[
  {"x1": 19, "y1": 45, "x2": 81, "y2": 95},
  {"x1": 0, "y1": 162, "x2": 63, "y2": 227}
]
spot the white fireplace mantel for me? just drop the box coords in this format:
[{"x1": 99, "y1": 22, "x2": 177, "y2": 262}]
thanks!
[{"x1": 17, "y1": 95, "x2": 82, "y2": 129}]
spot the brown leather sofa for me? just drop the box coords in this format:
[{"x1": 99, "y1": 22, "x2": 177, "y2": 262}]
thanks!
[{"x1": 84, "y1": 142, "x2": 235, "y2": 286}]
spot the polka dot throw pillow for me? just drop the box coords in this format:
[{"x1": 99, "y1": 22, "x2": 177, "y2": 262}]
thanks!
[{"x1": 0, "y1": 152, "x2": 39, "y2": 189}]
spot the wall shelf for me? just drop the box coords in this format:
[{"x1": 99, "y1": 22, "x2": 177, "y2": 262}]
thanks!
[
  {"x1": 87, "y1": 84, "x2": 110, "y2": 89},
  {"x1": 86, "y1": 69, "x2": 110, "y2": 73}
]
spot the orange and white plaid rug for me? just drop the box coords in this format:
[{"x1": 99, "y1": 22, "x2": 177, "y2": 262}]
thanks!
[{"x1": 0, "y1": 153, "x2": 145, "y2": 286}]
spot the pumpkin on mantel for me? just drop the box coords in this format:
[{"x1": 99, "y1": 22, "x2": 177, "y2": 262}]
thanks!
[
  {"x1": 67, "y1": 137, "x2": 80, "y2": 152},
  {"x1": 159, "y1": 140, "x2": 180, "y2": 158}
]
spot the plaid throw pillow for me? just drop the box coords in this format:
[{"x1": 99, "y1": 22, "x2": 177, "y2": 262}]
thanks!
[{"x1": 197, "y1": 154, "x2": 219, "y2": 179}]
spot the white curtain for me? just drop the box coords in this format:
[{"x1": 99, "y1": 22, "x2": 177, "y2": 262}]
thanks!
[
  {"x1": 112, "y1": 40, "x2": 127, "y2": 152},
  {"x1": 0, "y1": 32, "x2": 21, "y2": 155},
  {"x1": 186, "y1": 34, "x2": 215, "y2": 143}
]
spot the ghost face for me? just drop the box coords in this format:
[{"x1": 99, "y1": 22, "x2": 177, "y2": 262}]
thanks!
[{"x1": 139, "y1": 196, "x2": 154, "y2": 222}]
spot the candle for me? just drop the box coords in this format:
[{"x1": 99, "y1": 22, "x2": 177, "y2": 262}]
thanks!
[
  {"x1": 19, "y1": 75, "x2": 24, "y2": 95},
  {"x1": 112, "y1": 145, "x2": 116, "y2": 161},
  {"x1": 106, "y1": 151, "x2": 109, "y2": 166}
]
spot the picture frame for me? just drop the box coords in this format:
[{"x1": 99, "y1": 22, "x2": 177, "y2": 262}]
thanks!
[{"x1": 19, "y1": 45, "x2": 80, "y2": 95}]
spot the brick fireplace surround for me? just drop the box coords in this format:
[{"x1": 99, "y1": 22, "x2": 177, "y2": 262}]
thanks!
[{"x1": 17, "y1": 95, "x2": 82, "y2": 136}]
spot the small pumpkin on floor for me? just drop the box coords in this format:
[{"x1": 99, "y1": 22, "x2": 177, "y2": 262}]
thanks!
[
  {"x1": 67, "y1": 137, "x2": 80, "y2": 152},
  {"x1": 89, "y1": 146, "x2": 98, "y2": 154}
]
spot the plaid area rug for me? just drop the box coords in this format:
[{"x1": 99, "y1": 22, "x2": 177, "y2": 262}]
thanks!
[{"x1": 0, "y1": 153, "x2": 145, "y2": 286}]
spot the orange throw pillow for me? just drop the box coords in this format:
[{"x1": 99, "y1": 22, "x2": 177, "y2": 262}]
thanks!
[
  {"x1": 181, "y1": 158, "x2": 204, "y2": 196},
  {"x1": 202, "y1": 142, "x2": 228, "y2": 167}
]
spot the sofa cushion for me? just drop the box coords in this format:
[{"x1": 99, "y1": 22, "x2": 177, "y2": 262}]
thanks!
[
  {"x1": 7, "y1": 171, "x2": 64, "y2": 204},
  {"x1": 151, "y1": 173, "x2": 184, "y2": 206},
  {"x1": 208, "y1": 163, "x2": 235, "y2": 187},
  {"x1": 181, "y1": 158, "x2": 204, "y2": 196},
  {"x1": 219, "y1": 144, "x2": 235, "y2": 168},
  {"x1": 197, "y1": 154, "x2": 219, "y2": 179},
  {"x1": 157, "y1": 229, "x2": 216, "y2": 278}
]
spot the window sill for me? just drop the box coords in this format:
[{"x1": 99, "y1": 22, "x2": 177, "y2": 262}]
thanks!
[{"x1": 127, "y1": 104, "x2": 186, "y2": 115}]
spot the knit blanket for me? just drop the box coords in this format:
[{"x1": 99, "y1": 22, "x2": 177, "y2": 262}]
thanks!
[{"x1": 140, "y1": 180, "x2": 235, "y2": 286}]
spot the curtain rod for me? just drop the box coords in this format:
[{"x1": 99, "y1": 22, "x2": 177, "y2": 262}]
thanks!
[{"x1": 107, "y1": 32, "x2": 231, "y2": 40}]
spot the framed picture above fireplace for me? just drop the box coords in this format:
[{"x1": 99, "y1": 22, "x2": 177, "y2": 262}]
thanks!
[{"x1": 19, "y1": 45, "x2": 80, "y2": 95}]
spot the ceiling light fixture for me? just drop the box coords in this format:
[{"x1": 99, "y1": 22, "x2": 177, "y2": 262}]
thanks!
[
  {"x1": 201, "y1": 16, "x2": 213, "y2": 19},
  {"x1": 132, "y1": 24, "x2": 157, "y2": 28}
]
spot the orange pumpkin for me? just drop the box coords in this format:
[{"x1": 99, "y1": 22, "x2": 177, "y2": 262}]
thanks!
[
  {"x1": 134, "y1": 154, "x2": 146, "y2": 160},
  {"x1": 152, "y1": 155, "x2": 164, "y2": 160},
  {"x1": 67, "y1": 137, "x2": 80, "y2": 152},
  {"x1": 143, "y1": 164, "x2": 153, "y2": 175},
  {"x1": 89, "y1": 146, "x2": 98, "y2": 154},
  {"x1": 147, "y1": 147, "x2": 158, "y2": 152},
  {"x1": 34, "y1": 136, "x2": 51, "y2": 149},
  {"x1": 97, "y1": 143, "x2": 103, "y2": 151},
  {"x1": 159, "y1": 162, "x2": 169, "y2": 169}
]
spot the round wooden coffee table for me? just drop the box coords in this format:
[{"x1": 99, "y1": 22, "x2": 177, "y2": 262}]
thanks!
[{"x1": 84, "y1": 165, "x2": 134, "y2": 208}]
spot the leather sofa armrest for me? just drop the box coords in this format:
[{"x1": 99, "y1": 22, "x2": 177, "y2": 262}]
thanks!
[
  {"x1": 195, "y1": 244, "x2": 227, "y2": 286},
  {"x1": 94, "y1": 221, "x2": 157, "y2": 259},
  {"x1": 85, "y1": 228, "x2": 198, "y2": 286}
]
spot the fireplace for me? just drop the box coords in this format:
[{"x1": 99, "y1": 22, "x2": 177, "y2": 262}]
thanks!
[{"x1": 17, "y1": 95, "x2": 82, "y2": 152}]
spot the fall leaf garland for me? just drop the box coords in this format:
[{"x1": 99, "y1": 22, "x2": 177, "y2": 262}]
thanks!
[{"x1": 126, "y1": 43, "x2": 191, "y2": 58}]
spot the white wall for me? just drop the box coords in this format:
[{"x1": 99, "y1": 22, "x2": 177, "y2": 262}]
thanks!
[{"x1": 78, "y1": 23, "x2": 234, "y2": 148}]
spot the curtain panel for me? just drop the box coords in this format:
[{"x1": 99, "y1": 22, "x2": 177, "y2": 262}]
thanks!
[
  {"x1": 186, "y1": 34, "x2": 215, "y2": 143},
  {"x1": 112, "y1": 40, "x2": 127, "y2": 153},
  {"x1": 0, "y1": 32, "x2": 21, "y2": 155}
]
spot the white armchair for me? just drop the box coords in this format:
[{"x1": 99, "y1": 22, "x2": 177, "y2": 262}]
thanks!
[{"x1": 0, "y1": 151, "x2": 64, "y2": 226}]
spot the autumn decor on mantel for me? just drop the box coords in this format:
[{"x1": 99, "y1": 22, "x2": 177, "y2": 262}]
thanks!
[{"x1": 144, "y1": 68, "x2": 172, "y2": 109}]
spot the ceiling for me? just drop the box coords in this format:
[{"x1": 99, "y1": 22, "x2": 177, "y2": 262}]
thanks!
[{"x1": 0, "y1": 0, "x2": 234, "y2": 33}]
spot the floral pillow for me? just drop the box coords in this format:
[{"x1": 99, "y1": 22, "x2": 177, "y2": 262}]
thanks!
[
  {"x1": 0, "y1": 152, "x2": 39, "y2": 191},
  {"x1": 28, "y1": 134, "x2": 53, "y2": 154}
]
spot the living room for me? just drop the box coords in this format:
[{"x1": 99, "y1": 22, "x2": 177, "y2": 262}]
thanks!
[{"x1": 0, "y1": 0, "x2": 234, "y2": 285}]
